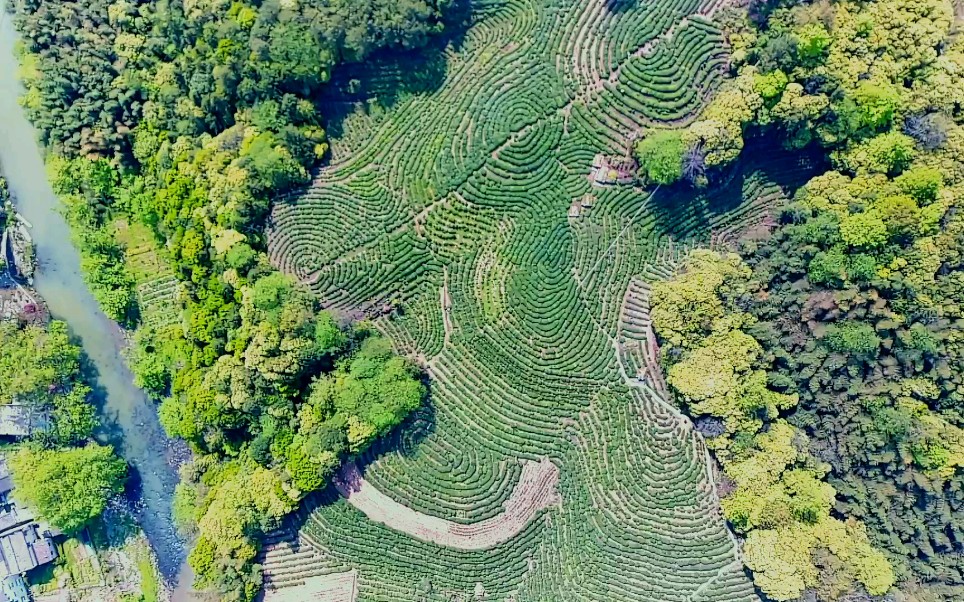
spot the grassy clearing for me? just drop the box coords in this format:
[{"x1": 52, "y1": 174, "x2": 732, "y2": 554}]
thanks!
[{"x1": 61, "y1": 536, "x2": 102, "y2": 587}]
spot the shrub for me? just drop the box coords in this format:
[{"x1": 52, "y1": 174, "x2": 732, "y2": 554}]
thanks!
[
  {"x1": 808, "y1": 248, "x2": 847, "y2": 286},
  {"x1": 823, "y1": 322, "x2": 880, "y2": 355},
  {"x1": 635, "y1": 130, "x2": 686, "y2": 185}
]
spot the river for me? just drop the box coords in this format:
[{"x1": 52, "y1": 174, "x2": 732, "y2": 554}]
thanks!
[{"x1": 0, "y1": 2, "x2": 189, "y2": 593}]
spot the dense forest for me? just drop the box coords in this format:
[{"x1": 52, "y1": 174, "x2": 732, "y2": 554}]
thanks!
[
  {"x1": 643, "y1": 0, "x2": 964, "y2": 599},
  {"x1": 9, "y1": 0, "x2": 455, "y2": 598}
]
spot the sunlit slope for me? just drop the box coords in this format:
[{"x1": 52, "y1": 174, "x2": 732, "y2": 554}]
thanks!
[{"x1": 264, "y1": 0, "x2": 814, "y2": 599}]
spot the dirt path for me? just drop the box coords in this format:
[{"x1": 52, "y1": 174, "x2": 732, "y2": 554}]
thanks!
[{"x1": 335, "y1": 458, "x2": 560, "y2": 550}]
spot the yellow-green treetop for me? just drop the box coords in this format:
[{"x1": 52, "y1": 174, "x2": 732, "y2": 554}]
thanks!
[{"x1": 653, "y1": 250, "x2": 896, "y2": 601}]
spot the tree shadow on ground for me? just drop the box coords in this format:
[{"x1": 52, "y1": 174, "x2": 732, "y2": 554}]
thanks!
[
  {"x1": 648, "y1": 134, "x2": 828, "y2": 243},
  {"x1": 71, "y1": 335, "x2": 188, "y2": 581},
  {"x1": 78, "y1": 350, "x2": 125, "y2": 451},
  {"x1": 317, "y1": 0, "x2": 472, "y2": 145},
  {"x1": 359, "y1": 394, "x2": 437, "y2": 467},
  {"x1": 605, "y1": 0, "x2": 637, "y2": 13},
  {"x1": 77, "y1": 350, "x2": 143, "y2": 505}
]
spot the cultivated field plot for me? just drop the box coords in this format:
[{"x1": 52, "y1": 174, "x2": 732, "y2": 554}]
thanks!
[
  {"x1": 114, "y1": 219, "x2": 181, "y2": 328},
  {"x1": 266, "y1": 0, "x2": 816, "y2": 599}
]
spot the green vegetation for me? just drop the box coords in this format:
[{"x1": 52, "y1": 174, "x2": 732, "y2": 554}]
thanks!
[
  {"x1": 14, "y1": 0, "x2": 964, "y2": 599},
  {"x1": 113, "y1": 218, "x2": 181, "y2": 333},
  {"x1": 253, "y1": 0, "x2": 794, "y2": 599},
  {"x1": 733, "y1": 161, "x2": 964, "y2": 597},
  {"x1": 61, "y1": 536, "x2": 104, "y2": 586},
  {"x1": 651, "y1": 251, "x2": 894, "y2": 600},
  {"x1": 170, "y1": 323, "x2": 425, "y2": 600},
  {"x1": 13, "y1": 0, "x2": 455, "y2": 430},
  {"x1": 635, "y1": 0, "x2": 960, "y2": 186},
  {"x1": 9, "y1": 444, "x2": 127, "y2": 533},
  {"x1": 0, "y1": 320, "x2": 77, "y2": 401},
  {"x1": 15, "y1": 0, "x2": 453, "y2": 163},
  {"x1": 0, "y1": 320, "x2": 99, "y2": 444},
  {"x1": 136, "y1": 549, "x2": 160, "y2": 602},
  {"x1": 50, "y1": 157, "x2": 138, "y2": 325},
  {"x1": 13, "y1": 0, "x2": 447, "y2": 597},
  {"x1": 639, "y1": 0, "x2": 964, "y2": 598},
  {"x1": 30, "y1": 513, "x2": 164, "y2": 600},
  {"x1": 635, "y1": 130, "x2": 687, "y2": 185},
  {"x1": 653, "y1": 251, "x2": 797, "y2": 453},
  {"x1": 0, "y1": 318, "x2": 134, "y2": 597}
]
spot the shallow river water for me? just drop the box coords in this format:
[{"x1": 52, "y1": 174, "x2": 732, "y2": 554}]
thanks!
[{"x1": 0, "y1": 3, "x2": 190, "y2": 594}]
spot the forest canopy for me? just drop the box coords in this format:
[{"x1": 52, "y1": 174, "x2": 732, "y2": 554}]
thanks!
[
  {"x1": 9, "y1": 444, "x2": 128, "y2": 534},
  {"x1": 24, "y1": 0, "x2": 964, "y2": 598},
  {"x1": 169, "y1": 316, "x2": 426, "y2": 600},
  {"x1": 634, "y1": 0, "x2": 962, "y2": 188},
  {"x1": 0, "y1": 320, "x2": 99, "y2": 445},
  {"x1": 11, "y1": 0, "x2": 450, "y2": 598},
  {"x1": 647, "y1": 0, "x2": 964, "y2": 598},
  {"x1": 653, "y1": 252, "x2": 894, "y2": 600}
]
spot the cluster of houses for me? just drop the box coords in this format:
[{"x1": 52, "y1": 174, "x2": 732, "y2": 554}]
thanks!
[
  {"x1": 567, "y1": 193, "x2": 596, "y2": 219},
  {"x1": 0, "y1": 461, "x2": 58, "y2": 602}
]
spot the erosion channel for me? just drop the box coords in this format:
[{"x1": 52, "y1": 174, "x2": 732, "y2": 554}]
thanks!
[{"x1": 0, "y1": 1, "x2": 189, "y2": 591}]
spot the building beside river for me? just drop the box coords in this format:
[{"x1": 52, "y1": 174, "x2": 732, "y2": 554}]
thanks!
[
  {"x1": 0, "y1": 460, "x2": 58, "y2": 602},
  {"x1": 0, "y1": 523, "x2": 57, "y2": 578}
]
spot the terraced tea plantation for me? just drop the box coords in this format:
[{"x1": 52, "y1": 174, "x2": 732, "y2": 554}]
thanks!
[{"x1": 265, "y1": 0, "x2": 817, "y2": 599}]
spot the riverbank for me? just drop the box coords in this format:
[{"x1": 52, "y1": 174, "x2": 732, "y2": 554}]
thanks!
[{"x1": 0, "y1": 0, "x2": 189, "y2": 593}]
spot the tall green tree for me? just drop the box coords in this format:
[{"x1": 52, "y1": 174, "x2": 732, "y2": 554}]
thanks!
[
  {"x1": 0, "y1": 321, "x2": 80, "y2": 405},
  {"x1": 9, "y1": 444, "x2": 127, "y2": 533}
]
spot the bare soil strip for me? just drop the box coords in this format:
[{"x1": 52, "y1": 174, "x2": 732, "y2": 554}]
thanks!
[{"x1": 335, "y1": 458, "x2": 561, "y2": 550}]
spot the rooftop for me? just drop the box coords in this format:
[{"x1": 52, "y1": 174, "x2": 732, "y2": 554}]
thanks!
[
  {"x1": 0, "y1": 524, "x2": 58, "y2": 578},
  {"x1": 0, "y1": 404, "x2": 49, "y2": 438},
  {"x1": 0, "y1": 574, "x2": 28, "y2": 602}
]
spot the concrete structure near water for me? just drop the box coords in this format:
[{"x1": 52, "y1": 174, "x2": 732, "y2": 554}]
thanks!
[{"x1": 0, "y1": 524, "x2": 56, "y2": 578}]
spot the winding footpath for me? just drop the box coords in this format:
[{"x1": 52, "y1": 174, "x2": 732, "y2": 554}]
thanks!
[{"x1": 335, "y1": 458, "x2": 561, "y2": 550}]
